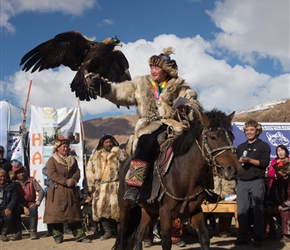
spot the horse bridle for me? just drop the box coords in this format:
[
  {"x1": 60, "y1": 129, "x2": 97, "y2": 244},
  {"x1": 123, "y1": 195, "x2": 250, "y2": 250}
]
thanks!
[
  {"x1": 196, "y1": 127, "x2": 236, "y2": 168},
  {"x1": 156, "y1": 127, "x2": 236, "y2": 214}
]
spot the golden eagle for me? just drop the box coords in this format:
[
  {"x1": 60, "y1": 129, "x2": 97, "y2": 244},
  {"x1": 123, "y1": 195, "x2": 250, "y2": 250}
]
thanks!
[{"x1": 20, "y1": 30, "x2": 131, "y2": 101}]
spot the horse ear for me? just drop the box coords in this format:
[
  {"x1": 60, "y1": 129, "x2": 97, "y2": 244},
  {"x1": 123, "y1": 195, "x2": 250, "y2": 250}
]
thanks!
[
  {"x1": 199, "y1": 111, "x2": 210, "y2": 128},
  {"x1": 228, "y1": 111, "x2": 235, "y2": 122}
]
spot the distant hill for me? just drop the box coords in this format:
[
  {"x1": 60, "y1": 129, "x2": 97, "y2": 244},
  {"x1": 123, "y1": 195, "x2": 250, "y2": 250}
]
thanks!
[
  {"x1": 83, "y1": 99, "x2": 290, "y2": 154},
  {"x1": 232, "y1": 99, "x2": 290, "y2": 123},
  {"x1": 83, "y1": 114, "x2": 138, "y2": 154}
]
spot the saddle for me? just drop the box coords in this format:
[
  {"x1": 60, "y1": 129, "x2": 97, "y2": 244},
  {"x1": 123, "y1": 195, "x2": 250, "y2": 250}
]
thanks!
[{"x1": 146, "y1": 130, "x2": 175, "y2": 204}]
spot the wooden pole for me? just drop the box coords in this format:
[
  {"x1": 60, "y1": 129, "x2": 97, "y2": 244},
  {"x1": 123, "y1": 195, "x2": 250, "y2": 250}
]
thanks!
[
  {"x1": 20, "y1": 80, "x2": 32, "y2": 135},
  {"x1": 77, "y1": 98, "x2": 87, "y2": 167}
]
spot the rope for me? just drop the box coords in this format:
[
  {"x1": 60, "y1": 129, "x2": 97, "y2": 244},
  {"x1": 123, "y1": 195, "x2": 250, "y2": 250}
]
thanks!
[{"x1": 155, "y1": 126, "x2": 235, "y2": 214}]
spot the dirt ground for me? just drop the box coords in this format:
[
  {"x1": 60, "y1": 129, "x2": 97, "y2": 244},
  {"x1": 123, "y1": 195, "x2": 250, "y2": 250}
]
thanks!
[{"x1": 1, "y1": 226, "x2": 288, "y2": 250}]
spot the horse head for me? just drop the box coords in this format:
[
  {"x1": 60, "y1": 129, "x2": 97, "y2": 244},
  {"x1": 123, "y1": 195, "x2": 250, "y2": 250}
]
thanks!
[{"x1": 199, "y1": 109, "x2": 240, "y2": 180}]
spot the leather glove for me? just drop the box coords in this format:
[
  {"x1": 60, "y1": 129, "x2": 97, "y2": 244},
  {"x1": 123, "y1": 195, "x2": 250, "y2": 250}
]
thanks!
[{"x1": 87, "y1": 73, "x2": 112, "y2": 97}]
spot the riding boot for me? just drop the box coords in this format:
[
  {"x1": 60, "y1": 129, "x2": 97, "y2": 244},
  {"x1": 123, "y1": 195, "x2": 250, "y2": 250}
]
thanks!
[
  {"x1": 124, "y1": 159, "x2": 148, "y2": 204},
  {"x1": 100, "y1": 219, "x2": 113, "y2": 240},
  {"x1": 29, "y1": 216, "x2": 39, "y2": 240},
  {"x1": 123, "y1": 187, "x2": 140, "y2": 204},
  {"x1": 1, "y1": 220, "x2": 10, "y2": 242}
]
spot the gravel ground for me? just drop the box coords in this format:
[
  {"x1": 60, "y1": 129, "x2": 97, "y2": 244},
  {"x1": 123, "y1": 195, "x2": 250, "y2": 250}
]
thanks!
[{"x1": 1, "y1": 227, "x2": 288, "y2": 250}]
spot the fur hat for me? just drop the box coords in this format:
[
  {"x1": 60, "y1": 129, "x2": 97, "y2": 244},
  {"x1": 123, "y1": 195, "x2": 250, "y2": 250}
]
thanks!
[
  {"x1": 243, "y1": 119, "x2": 263, "y2": 136},
  {"x1": 53, "y1": 135, "x2": 70, "y2": 153},
  {"x1": 148, "y1": 47, "x2": 178, "y2": 78},
  {"x1": 96, "y1": 134, "x2": 119, "y2": 150}
]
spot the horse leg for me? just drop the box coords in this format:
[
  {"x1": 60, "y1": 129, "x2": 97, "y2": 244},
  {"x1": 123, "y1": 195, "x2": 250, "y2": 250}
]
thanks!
[
  {"x1": 114, "y1": 201, "x2": 131, "y2": 250},
  {"x1": 135, "y1": 208, "x2": 153, "y2": 250},
  {"x1": 190, "y1": 211, "x2": 210, "y2": 250},
  {"x1": 113, "y1": 201, "x2": 141, "y2": 250},
  {"x1": 159, "y1": 209, "x2": 173, "y2": 250}
]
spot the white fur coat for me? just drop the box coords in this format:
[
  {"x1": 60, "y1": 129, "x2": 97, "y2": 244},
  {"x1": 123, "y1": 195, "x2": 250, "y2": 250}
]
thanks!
[
  {"x1": 85, "y1": 146, "x2": 126, "y2": 222},
  {"x1": 105, "y1": 75, "x2": 202, "y2": 154}
]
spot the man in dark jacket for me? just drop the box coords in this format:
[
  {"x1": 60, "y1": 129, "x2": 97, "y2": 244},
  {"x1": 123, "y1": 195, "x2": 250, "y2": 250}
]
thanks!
[
  {"x1": 235, "y1": 119, "x2": 271, "y2": 248},
  {"x1": 0, "y1": 168, "x2": 19, "y2": 241}
]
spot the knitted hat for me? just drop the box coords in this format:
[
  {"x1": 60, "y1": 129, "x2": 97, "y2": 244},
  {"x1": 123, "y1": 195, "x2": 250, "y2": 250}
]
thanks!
[
  {"x1": 53, "y1": 135, "x2": 70, "y2": 153},
  {"x1": 11, "y1": 160, "x2": 26, "y2": 173},
  {"x1": 0, "y1": 145, "x2": 4, "y2": 152},
  {"x1": 148, "y1": 47, "x2": 178, "y2": 78},
  {"x1": 96, "y1": 134, "x2": 119, "y2": 150}
]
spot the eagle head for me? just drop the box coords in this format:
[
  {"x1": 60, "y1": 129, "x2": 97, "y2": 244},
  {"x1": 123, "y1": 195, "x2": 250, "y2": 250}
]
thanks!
[
  {"x1": 102, "y1": 36, "x2": 122, "y2": 47},
  {"x1": 111, "y1": 36, "x2": 122, "y2": 47}
]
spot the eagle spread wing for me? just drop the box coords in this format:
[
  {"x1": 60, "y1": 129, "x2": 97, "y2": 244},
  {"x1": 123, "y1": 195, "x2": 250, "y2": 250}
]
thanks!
[{"x1": 20, "y1": 30, "x2": 131, "y2": 101}]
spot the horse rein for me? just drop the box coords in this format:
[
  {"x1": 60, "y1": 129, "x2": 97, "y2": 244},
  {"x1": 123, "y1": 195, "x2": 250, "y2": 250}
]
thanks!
[
  {"x1": 196, "y1": 127, "x2": 235, "y2": 213},
  {"x1": 195, "y1": 127, "x2": 236, "y2": 168},
  {"x1": 156, "y1": 127, "x2": 235, "y2": 214}
]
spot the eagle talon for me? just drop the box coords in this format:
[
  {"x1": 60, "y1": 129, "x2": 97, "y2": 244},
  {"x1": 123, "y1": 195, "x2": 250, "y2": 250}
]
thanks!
[{"x1": 84, "y1": 72, "x2": 100, "y2": 81}]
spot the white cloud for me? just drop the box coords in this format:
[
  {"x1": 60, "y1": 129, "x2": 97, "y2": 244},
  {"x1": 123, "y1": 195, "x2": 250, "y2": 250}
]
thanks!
[
  {"x1": 2, "y1": 0, "x2": 289, "y2": 126},
  {"x1": 3, "y1": 34, "x2": 289, "y2": 126},
  {"x1": 1, "y1": 0, "x2": 98, "y2": 33},
  {"x1": 97, "y1": 19, "x2": 115, "y2": 27},
  {"x1": 207, "y1": 0, "x2": 290, "y2": 71}
]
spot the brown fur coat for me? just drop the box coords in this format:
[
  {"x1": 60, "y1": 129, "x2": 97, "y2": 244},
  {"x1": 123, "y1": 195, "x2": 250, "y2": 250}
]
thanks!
[
  {"x1": 85, "y1": 147, "x2": 126, "y2": 222},
  {"x1": 43, "y1": 153, "x2": 83, "y2": 224},
  {"x1": 105, "y1": 75, "x2": 202, "y2": 154}
]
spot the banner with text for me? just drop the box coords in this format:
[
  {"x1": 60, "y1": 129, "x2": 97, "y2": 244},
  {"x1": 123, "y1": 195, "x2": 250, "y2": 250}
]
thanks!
[
  {"x1": 8, "y1": 135, "x2": 25, "y2": 164},
  {"x1": 233, "y1": 122, "x2": 290, "y2": 161},
  {"x1": 29, "y1": 105, "x2": 83, "y2": 231}
]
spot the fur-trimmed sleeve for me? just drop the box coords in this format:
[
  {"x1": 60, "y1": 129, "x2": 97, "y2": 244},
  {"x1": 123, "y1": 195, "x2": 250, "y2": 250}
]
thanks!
[
  {"x1": 85, "y1": 155, "x2": 96, "y2": 193},
  {"x1": 111, "y1": 146, "x2": 127, "y2": 162},
  {"x1": 104, "y1": 77, "x2": 140, "y2": 107},
  {"x1": 177, "y1": 82, "x2": 203, "y2": 121}
]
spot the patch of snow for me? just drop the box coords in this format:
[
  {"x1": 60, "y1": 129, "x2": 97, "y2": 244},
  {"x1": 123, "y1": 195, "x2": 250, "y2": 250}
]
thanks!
[{"x1": 237, "y1": 99, "x2": 288, "y2": 114}]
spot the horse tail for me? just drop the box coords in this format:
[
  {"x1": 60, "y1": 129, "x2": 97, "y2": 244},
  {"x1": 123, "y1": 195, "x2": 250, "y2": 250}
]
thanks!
[{"x1": 112, "y1": 205, "x2": 141, "y2": 250}]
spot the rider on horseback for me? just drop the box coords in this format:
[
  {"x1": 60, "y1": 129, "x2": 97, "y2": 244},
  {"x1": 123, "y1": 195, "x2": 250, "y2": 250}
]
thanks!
[{"x1": 88, "y1": 47, "x2": 202, "y2": 204}]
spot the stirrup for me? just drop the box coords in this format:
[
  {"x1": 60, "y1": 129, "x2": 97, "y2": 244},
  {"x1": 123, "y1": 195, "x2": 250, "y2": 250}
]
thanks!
[{"x1": 123, "y1": 187, "x2": 140, "y2": 204}]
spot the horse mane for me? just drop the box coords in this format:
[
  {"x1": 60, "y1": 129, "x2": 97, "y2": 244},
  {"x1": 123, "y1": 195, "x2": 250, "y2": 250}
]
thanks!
[
  {"x1": 172, "y1": 108, "x2": 234, "y2": 156},
  {"x1": 172, "y1": 112, "x2": 202, "y2": 156},
  {"x1": 204, "y1": 109, "x2": 233, "y2": 133}
]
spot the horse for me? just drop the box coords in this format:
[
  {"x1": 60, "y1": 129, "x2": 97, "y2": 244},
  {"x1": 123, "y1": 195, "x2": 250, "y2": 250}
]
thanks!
[{"x1": 113, "y1": 109, "x2": 241, "y2": 250}]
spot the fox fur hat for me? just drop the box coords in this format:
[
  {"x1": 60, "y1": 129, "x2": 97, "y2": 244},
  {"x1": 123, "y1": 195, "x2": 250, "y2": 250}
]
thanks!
[
  {"x1": 53, "y1": 135, "x2": 70, "y2": 153},
  {"x1": 148, "y1": 47, "x2": 178, "y2": 78}
]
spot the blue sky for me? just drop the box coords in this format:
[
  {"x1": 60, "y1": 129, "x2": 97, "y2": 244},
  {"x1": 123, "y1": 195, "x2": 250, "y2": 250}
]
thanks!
[{"x1": 0, "y1": 0, "x2": 289, "y2": 128}]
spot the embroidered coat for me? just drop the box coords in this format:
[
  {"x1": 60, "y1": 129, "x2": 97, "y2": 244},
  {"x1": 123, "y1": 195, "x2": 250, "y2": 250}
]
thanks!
[
  {"x1": 86, "y1": 146, "x2": 126, "y2": 222},
  {"x1": 43, "y1": 153, "x2": 83, "y2": 224},
  {"x1": 104, "y1": 75, "x2": 202, "y2": 154}
]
